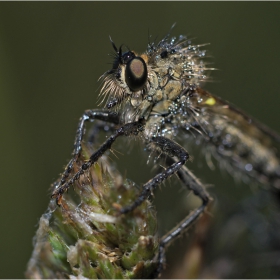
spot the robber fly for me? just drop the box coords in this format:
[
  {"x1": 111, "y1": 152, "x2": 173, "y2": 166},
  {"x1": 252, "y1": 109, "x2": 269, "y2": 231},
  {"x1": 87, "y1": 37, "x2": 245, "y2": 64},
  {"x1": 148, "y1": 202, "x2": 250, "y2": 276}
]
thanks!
[{"x1": 51, "y1": 26, "x2": 280, "y2": 276}]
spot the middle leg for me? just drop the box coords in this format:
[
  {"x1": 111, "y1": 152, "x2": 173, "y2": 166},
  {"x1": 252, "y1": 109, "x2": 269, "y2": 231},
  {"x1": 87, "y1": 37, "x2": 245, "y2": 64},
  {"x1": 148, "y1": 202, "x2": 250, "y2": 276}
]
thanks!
[
  {"x1": 119, "y1": 136, "x2": 189, "y2": 214},
  {"x1": 117, "y1": 138, "x2": 211, "y2": 276}
]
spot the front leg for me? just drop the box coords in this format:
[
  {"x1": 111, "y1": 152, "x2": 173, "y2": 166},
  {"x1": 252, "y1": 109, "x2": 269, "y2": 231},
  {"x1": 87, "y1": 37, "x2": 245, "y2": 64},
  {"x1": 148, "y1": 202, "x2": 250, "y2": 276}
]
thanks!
[
  {"x1": 51, "y1": 109, "x2": 119, "y2": 202},
  {"x1": 51, "y1": 118, "x2": 145, "y2": 205}
]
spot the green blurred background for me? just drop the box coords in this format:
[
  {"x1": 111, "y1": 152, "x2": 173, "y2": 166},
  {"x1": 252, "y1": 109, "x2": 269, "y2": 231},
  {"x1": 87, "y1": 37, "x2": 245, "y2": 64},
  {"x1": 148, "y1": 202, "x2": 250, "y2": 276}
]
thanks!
[{"x1": 0, "y1": 2, "x2": 280, "y2": 278}]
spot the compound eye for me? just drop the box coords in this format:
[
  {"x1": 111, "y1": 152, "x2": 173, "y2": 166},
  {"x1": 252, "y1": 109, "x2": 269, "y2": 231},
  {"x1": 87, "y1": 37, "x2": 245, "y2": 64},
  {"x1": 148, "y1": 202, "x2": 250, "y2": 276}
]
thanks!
[{"x1": 125, "y1": 57, "x2": 147, "y2": 92}]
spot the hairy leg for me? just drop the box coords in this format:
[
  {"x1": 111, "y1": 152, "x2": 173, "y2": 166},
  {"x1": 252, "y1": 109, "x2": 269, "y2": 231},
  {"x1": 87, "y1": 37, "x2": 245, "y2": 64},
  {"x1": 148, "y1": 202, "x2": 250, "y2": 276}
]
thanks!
[{"x1": 51, "y1": 117, "x2": 145, "y2": 205}]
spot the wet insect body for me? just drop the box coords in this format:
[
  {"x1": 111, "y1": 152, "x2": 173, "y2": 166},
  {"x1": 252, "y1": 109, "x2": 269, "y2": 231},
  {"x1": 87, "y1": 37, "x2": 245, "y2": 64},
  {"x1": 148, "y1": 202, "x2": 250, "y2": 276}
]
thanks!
[{"x1": 51, "y1": 29, "x2": 280, "y2": 275}]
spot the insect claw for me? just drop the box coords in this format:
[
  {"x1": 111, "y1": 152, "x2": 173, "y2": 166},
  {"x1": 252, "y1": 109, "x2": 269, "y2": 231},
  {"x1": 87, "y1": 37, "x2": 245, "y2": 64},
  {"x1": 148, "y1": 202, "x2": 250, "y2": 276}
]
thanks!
[
  {"x1": 56, "y1": 195, "x2": 62, "y2": 206},
  {"x1": 112, "y1": 203, "x2": 123, "y2": 217}
]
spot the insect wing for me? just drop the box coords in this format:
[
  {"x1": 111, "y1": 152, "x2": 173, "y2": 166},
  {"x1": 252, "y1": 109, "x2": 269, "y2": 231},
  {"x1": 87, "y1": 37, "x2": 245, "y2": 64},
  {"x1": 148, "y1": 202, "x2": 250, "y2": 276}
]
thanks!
[{"x1": 187, "y1": 88, "x2": 280, "y2": 189}]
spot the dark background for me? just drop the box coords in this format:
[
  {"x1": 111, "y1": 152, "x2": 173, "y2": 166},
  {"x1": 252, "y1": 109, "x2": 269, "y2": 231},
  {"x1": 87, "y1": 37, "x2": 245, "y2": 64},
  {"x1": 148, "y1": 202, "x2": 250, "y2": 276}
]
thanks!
[{"x1": 0, "y1": 2, "x2": 280, "y2": 278}]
